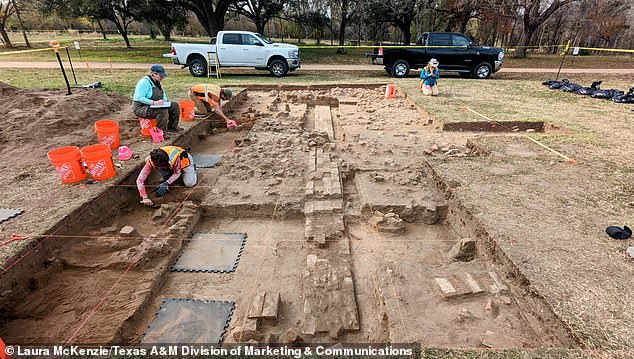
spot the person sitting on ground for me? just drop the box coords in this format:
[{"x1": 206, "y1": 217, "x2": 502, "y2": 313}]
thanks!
[
  {"x1": 419, "y1": 58, "x2": 440, "y2": 96},
  {"x1": 133, "y1": 64, "x2": 183, "y2": 136},
  {"x1": 137, "y1": 146, "x2": 196, "y2": 206},
  {"x1": 188, "y1": 84, "x2": 236, "y2": 127}
]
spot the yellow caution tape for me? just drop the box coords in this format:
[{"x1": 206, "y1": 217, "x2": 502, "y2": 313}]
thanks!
[
  {"x1": 0, "y1": 47, "x2": 65, "y2": 56},
  {"x1": 574, "y1": 47, "x2": 634, "y2": 54},
  {"x1": 560, "y1": 40, "x2": 571, "y2": 56}
]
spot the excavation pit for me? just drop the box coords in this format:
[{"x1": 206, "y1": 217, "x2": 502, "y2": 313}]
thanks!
[{"x1": 0, "y1": 85, "x2": 578, "y2": 350}]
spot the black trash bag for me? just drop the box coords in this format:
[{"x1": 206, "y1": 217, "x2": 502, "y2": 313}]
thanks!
[
  {"x1": 542, "y1": 79, "x2": 557, "y2": 86},
  {"x1": 576, "y1": 81, "x2": 602, "y2": 95},
  {"x1": 592, "y1": 89, "x2": 624, "y2": 99},
  {"x1": 612, "y1": 94, "x2": 634, "y2": 103},
  {"x1": 549, "y1": 79, "x2": 569, "y2": 90},
  {"x1": 560, "y1": 83, "x2": 583, "y2": 92},
  {"x1": 609, "y1": 90, "x2": 625, "y2": 100},
  {"x1": 606, "y1": 225, "x2": 632, "y2": 240}
]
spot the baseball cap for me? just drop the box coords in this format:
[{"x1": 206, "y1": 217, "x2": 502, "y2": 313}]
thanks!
[
  {"x1": 150, "y1": 64, "x2": 169, "y2": 77},
  {"x1": 222, "y1": 88, "x2": 232, "y2": 99}
]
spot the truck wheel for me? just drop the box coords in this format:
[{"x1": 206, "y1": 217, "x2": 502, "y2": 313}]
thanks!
[
  {"x1": 391, "y1": 60, "x2": 410, "y2": 78},
  {"x1": 473, "y1": 62, "x2": 492, "y2": 79},
  {"x1": 269, "y1": 59, "x2": 289, "y2": 77},
  {"x1": 189, "y1": 57, "x2": 208, "y2": 77}
]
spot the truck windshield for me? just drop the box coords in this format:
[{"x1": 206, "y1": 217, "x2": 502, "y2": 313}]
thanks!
[{"x1": 254, "y1": 34, "x2": 273, "y2": 44}]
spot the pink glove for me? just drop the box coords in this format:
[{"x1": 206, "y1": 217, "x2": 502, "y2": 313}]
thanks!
[{"x1": 226, "y1": 120, "x2": 238, "y2": 129}]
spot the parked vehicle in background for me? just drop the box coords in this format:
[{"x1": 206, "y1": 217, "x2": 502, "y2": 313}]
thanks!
[
  {"x1": 370, "y1": 32, "x2": 504, "y2": 79},
  {"x1": 164, "y1": 31, "x2": 301, "y2": 77}
]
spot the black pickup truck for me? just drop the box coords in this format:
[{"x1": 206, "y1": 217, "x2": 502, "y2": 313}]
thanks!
[{"x1": 371, "y1": 32, "x2": 505, "y2": 79}]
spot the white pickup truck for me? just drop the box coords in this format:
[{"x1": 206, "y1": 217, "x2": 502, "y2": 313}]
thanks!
[{"x1": 164, "y1": 30, "x2": 300, "y2": 77}]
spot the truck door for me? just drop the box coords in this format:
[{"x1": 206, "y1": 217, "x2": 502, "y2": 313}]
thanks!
[
  {"x1": 451, "y1": 34, "x2": 477, "y2": 71},
  {"x1": 217, "y1": 33, "x2": 243, "y2": 65},
  {"x1": 426, "y1": 33, "x2": 455, "y2": 70},
  {"x1": 241, "y1": 34, "x2": 267, "y2": 66}
]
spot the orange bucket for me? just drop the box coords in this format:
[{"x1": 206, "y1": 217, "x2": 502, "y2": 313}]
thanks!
[
  {"x1": 95, "y1": 120, "x2": 120, "y2": 149},
  {"x1": 139, "y1": 117, "x2": 157, "y2": 137},
  {"x1": 47, "y1": 146, "x2": 88, "y2": 184},
  {"x1": 385, "y1": 84, "x2": 397, "y2": 99},
  {"x1": 81, "y1": 144, "x2": 116, "y2": 181},
  {"x1": 179, "y1": 100, "x2": 195, "y2": 122}
]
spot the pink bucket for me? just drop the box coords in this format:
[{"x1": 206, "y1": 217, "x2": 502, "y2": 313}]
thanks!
[
  {"x1": 150, "y1": 127, "x2": 164, "y2": 143},
  {"x1": 118, "y1": 146, "x2": 133, "y2": 161}
]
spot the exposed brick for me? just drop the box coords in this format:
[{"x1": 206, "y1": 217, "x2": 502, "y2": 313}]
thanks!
[
  {"x1": 489, "y1": 271, "x2": 508, "y2": 292},
  {"x1": 261, "y1": 292, "x2": 281, "y2": 320},
  {"x1": 248, "y1": 292, "x2": 266, "y2": 319},
  {"x1": 434, "y1": 277, "x2": 456, "y2": 294},
  {"x1": 463, "y1": 273, "x2": 483, "y2": 294},
  {"x1": 120, "y1": 226, "x2": 138, "y2": 237}
]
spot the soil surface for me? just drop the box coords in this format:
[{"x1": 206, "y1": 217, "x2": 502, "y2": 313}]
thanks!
[
  {"x1": 0, "y1": 82, "x2": 130, "y2": 257},
  {"x1": 130, "y1": 88, "x2": 574, "y2": 348}
]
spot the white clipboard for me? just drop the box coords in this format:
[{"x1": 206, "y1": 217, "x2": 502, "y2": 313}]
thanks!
[{"x1": 150, "y1": 101, "x2": 171, "y2": 108}]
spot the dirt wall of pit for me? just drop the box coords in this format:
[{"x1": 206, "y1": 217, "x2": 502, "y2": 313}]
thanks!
[{"x1": 422, "y1": 160, "x2": 579, "y2": 347}]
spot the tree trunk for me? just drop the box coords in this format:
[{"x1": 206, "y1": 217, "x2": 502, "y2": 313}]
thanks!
[
  {"x1": 159, "y1": 25, "x2": 173, "y2": 41},
  {"x1": 298, "y1": 23, "x2": 302, "y2": 43},
  {"x1": 399, "y1": 24, "x2": 411, "y2": 45},
  {"x1": 96, "y1": 19, "x2": 107, "y2": 39},
  {"x1": 459, "y1": 14, "x2": 470, "y2": 34},
  {"x1": 10, "y1": 0, "x2": 29, "y2": 48},
  {"x1": 506, "y1": 17, "x2": 517, "y2": 50},
  {"x1": 110, "y1": 17, "x2": 132, "y2": 48},
  {"x1": 186, "y1": 2, "x2": 227, "y2": 38},
  {"x1": 0, "y1": 27, "x2": 12, "y2": 48},
  {"x1": 514, "y1": 24, "x2": 537, "y2": 58},
  {"x1": 338, "y1": 16, "x2": 347, "y2": 47},
  {"x1": 149, "y1": 26, "x2": 156, "y2": 39},
  {"x1": 255, "y1": 20, "x2": 264, "y2": 35}
]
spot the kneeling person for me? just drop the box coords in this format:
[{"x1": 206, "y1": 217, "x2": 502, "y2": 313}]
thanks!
[
  {"x1": 419, "y1": 58, "x2": 440, "y2": 96},
  {"x1": 189, "y1": 84, "x2": 236, "y2": 127},
  {"x1": 137, "y1": 146, "x2": 197, "y2": 206}
]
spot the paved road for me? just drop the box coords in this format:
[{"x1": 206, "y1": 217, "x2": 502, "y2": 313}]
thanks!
[{"x1": 0, "y1": 61, "x2": 632, "y2": 73}]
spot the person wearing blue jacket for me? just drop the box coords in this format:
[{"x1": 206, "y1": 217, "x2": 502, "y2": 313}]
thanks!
[
  {"x1": 419, "y1": 58, "x2": 440, "y2": 96},
  {"x1": 133, "y1": 64, "x2": 182, "y2": 135}
]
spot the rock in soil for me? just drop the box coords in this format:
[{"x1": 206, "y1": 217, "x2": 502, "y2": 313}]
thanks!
[{"x1": 448, "y1": 238, "x2": 476, "y2": 262}]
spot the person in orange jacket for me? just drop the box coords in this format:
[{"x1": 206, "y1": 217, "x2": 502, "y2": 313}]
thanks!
[
  {"x1": 188, "y1": 84, "x2": 237, "y2": 127},
  {"x1": 137, "y1": 146, "x2": 196, "y2": 206}
]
